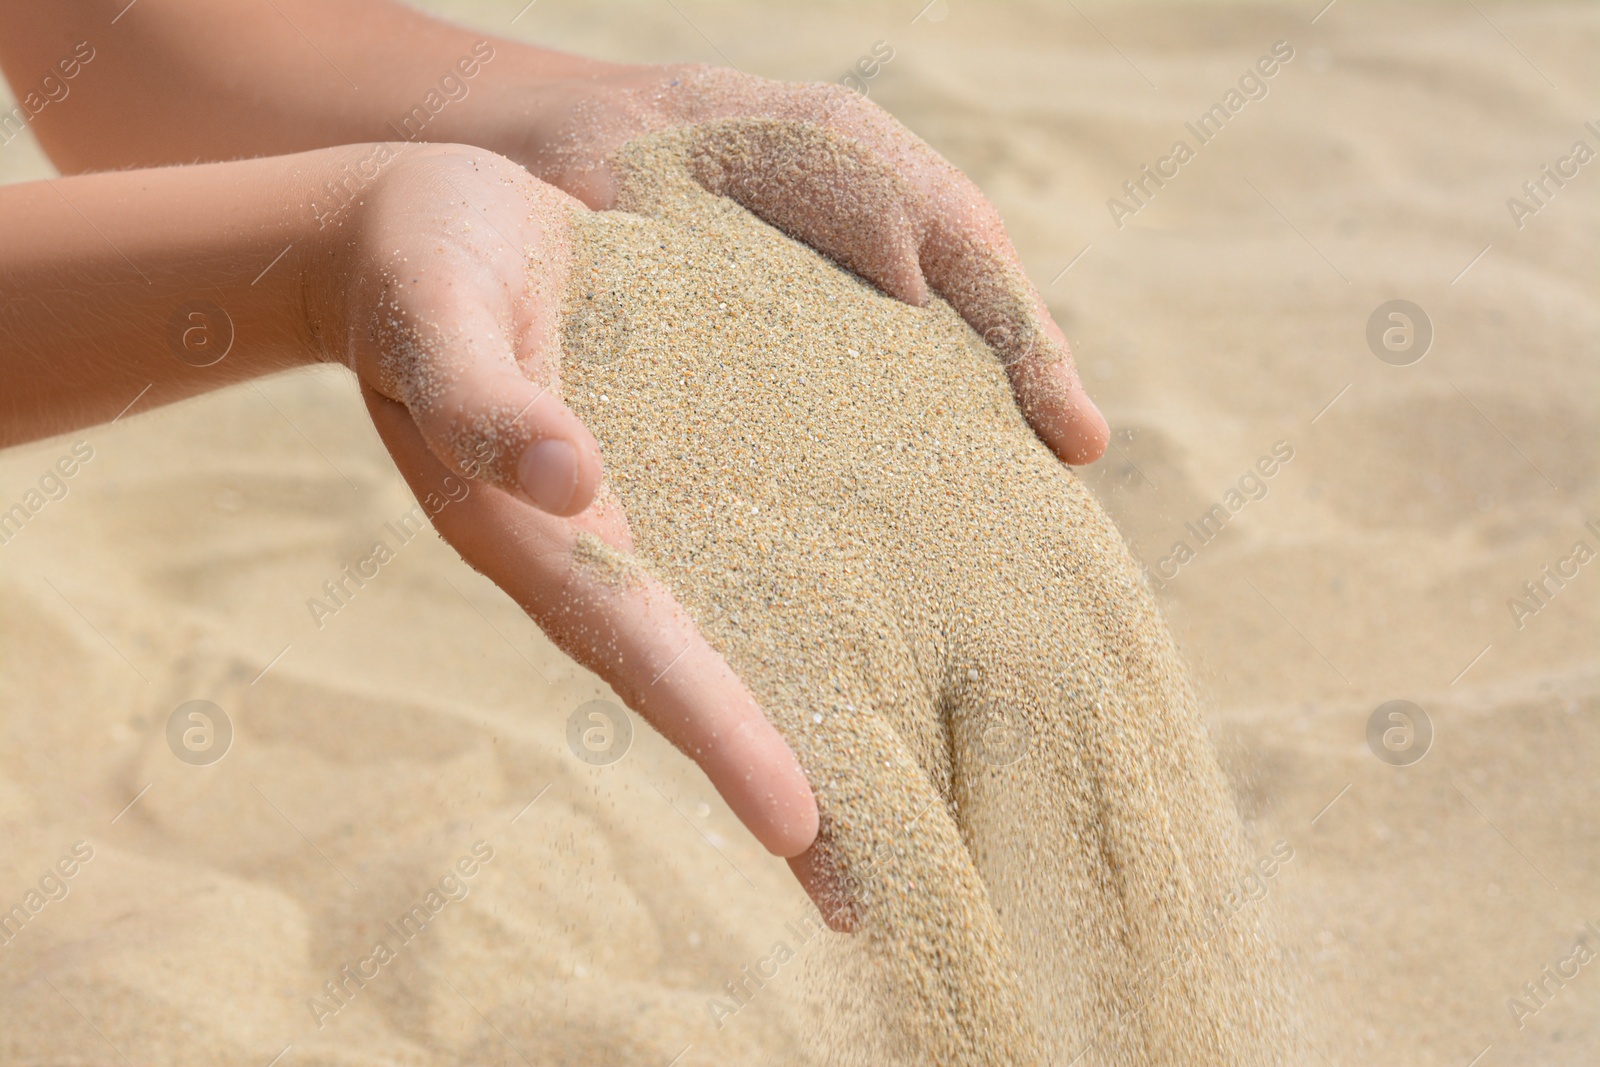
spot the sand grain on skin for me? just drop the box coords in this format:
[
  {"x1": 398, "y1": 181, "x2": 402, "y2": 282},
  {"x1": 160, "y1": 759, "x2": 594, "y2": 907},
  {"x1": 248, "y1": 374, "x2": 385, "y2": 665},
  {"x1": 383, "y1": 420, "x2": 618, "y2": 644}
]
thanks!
[{"x1": 557, "y1": 124, "x2": 1297, "y2": 1065}]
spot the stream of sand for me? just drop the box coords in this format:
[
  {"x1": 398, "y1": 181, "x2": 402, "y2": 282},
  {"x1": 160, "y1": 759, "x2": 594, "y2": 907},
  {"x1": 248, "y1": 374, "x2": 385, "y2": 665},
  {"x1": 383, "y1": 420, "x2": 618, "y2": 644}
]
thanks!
[{"x1": 558, "y1": 124, "x2": 1298, "y2": 1065}]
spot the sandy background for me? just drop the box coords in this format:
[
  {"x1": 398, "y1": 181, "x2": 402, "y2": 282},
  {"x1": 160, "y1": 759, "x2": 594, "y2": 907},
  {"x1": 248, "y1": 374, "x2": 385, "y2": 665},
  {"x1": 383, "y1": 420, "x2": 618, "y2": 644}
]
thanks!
[{"x1": 1, "y1": 1, "x2": 1596, "y2": 1064}]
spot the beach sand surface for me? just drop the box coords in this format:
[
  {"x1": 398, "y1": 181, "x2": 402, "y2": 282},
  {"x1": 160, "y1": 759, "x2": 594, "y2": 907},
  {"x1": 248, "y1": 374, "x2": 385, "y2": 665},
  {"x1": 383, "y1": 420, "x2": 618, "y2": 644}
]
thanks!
[{"x1": 0, "y1": 2, "x2": 1595, "y2": 1064}]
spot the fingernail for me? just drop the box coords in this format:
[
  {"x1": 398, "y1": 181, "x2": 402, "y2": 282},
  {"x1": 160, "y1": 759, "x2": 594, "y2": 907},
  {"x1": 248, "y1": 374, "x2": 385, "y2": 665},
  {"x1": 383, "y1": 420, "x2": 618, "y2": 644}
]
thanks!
[{"x1": 519, "y1": 439, "x2": 579, "y2": 514}]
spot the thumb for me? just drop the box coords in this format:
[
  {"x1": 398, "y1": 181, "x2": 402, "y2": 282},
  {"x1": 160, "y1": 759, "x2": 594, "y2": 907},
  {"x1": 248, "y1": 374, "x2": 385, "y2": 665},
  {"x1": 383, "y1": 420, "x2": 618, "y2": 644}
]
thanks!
[{"x1": 383, "y1": 305, "x2": 603, "y2": 517}]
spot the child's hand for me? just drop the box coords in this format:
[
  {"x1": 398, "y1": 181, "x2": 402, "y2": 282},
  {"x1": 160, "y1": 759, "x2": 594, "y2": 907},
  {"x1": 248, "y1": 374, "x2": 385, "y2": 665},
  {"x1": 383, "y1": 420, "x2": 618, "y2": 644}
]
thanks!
[
  {"x1": 316, "y1": 145, "x2": 601, "y2": 516},
  {"x1": 518, "y1": 65, "x2": 1109, "y2": 466},
  {"x1": 3, "y1": 1, "x2": 1104, "y2": 465},
  {"x1": 319, "y1": 146, "x2": 821, "y2": 859}
]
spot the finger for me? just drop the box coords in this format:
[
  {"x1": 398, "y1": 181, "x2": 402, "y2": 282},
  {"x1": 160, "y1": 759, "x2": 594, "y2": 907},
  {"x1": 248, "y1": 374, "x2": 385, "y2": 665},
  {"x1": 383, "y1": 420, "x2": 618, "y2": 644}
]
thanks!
[
  {"x1": 920, "y1": 209, "x2": 1109, "y2": 465},
  {"x1": 363, "y1": 384, "x2": 819, "y2": 857},
  {"x1": 373, "y1": 293, "x2": 604, "y2": 516},
  {"x1": 788, "y1": 841, "x2": 859, "y2": 933},
  {"x1": 1006, "y1": 308, "x2": 1110, "y2": 465},
  {"x1": 686, "y1": 107, "x2": 1109, "y2": 463},
  {"x1": 572, "y1": 479, "x2": 636, "y2": 555},
  {"x1": 686, "y1": 120, "x2": 930, "y2": 306}
]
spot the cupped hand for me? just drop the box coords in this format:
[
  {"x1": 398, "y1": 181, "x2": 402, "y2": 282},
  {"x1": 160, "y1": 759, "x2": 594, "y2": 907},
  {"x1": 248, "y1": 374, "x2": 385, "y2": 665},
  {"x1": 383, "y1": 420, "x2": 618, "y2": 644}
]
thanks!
[
  {"x1": 315, "y1": 145, "x2": 602, "y2": 515},
  {"x1": 313, "y1": 145, "x2": 819, "y2": 859},
  {"x1": 519, "y1": 64, "x2": 1109, "y2": 466}
]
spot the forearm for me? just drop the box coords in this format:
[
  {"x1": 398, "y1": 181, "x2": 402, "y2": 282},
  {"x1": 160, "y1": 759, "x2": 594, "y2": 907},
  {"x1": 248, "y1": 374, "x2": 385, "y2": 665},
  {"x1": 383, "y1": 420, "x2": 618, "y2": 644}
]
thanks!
[
  {"x1": 0, "y1": 0, "x2": 627, "y2": 175},
  {"x1": 0, "y1": 145, "x2": 379, "y2": 447}
]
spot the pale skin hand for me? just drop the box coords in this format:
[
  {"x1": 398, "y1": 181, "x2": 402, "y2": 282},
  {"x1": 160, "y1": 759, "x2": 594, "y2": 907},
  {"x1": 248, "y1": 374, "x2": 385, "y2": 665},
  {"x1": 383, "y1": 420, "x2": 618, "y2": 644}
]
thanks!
[
  {"x1": 326, "y1": 149, "x2": 820, "y2": 860},
  {"x1": 0, "y1": 0, "x2": 1103, "y2": 893},
  {"x1": 0, "y1": 143, "x2": 819, "y2": 866},
  {"x1": 322, "y1": 147, "x2": 602, "y2": 512},
  {"x1": 0, "y1": 0, "x2": 1108, "y2": 465}
]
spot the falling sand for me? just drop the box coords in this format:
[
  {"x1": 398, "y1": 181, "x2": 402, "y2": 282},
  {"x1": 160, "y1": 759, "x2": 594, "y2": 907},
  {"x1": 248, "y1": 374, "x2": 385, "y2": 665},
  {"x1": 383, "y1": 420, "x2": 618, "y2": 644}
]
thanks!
[{"x1": 553, "y1": 122, "x2": 1301, "y2": 1066}]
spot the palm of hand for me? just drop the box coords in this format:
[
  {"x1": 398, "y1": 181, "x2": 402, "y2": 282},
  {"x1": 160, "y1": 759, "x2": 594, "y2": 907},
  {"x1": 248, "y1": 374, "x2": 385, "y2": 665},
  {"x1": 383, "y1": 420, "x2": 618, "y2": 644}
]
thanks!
[
  {"x1": 561, "y1": 127, "x2": 1290, "y2": 1066},
  {"x1": 333, "y1": 147, "x2": 603, "y2": 511}
]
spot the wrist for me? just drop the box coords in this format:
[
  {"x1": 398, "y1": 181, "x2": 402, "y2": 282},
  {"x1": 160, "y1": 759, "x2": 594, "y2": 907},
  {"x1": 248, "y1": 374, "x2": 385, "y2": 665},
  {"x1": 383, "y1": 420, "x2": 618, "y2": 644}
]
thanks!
[
  {"x1": 297, "y1": 141, "x2": 426, "y2": 369},
  {"x1": 409, "y1": 44, "x2": 645, "y2": 177},
  {"x1": 421, "y1": 54, "x2": 719, "y2": 199}
]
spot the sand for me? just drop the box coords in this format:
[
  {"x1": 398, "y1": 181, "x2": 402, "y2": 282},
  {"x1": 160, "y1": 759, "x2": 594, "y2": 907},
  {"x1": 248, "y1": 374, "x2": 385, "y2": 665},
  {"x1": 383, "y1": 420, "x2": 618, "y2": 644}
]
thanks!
[
  {"x1": 558, "y1": 122, "x2": 1293, "y2": 1065},
  {"x1": 0, "y1": 2, "x2": 1595, "y2": 1066}
]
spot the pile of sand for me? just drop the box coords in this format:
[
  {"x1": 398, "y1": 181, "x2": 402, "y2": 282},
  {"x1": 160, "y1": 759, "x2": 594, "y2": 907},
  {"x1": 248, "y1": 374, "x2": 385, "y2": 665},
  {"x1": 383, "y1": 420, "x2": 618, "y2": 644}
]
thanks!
[{"x1": 558, "y1": 123, "x2": 1296, "y2": 1065}]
